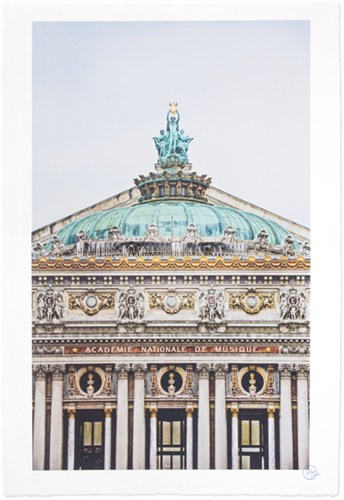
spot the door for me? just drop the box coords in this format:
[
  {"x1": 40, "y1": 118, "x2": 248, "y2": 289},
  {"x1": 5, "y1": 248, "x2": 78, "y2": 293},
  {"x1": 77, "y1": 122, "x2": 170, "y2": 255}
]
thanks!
[
  {"x1": 238, "y1": 411, "x2": 268, "y2": 469},
  {"x1": 75, "y1": 411, "x2": 104, "y2": 470},
  {"x1": 157, "y1": 409, "x2": 186, "y2": 469}
]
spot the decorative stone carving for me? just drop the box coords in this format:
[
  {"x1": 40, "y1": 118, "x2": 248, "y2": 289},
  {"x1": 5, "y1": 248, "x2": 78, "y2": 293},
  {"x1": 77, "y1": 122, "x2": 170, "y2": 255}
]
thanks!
[
  {"x1": 167, "y1": 372, "x2": 176, "y2": 397},
  {"x1": 150, "y1": 364, "x2": 157, "y2": 397},
  {"x1": 149, "y1": 289, "x2": 195, "y2": 314},
  {"x1": 37, "y1": 287, "x2": 64, "y2": 322},
  {"x1": 214, "y1": 363, "x2": 227, "y2": 378},
  {"x1": 115, "y1": 364, "x2": 130, "y2": 378},
  {"x1": 181, "y1": 224, "x2": 202, "y2": 243},
  {"x1": 280, "y1": 345, "x2": 309, "y2": 354},
  {"x1": 196, "y1": 364, "x2": 211, "y2": 378},
  {"x1": 231, "y1": 364, "x2": 238, "y2": 396},
  {"x1": 132, "y1": 364, "x2": 147, "y2": 378},
  {"x1": 143, "y1": 224, "x2": 164, "y2": 242},
  {"x1": 68, "y1": 290, "x2": 115, "y2": 316},
  {"x1": 278, "y1": 364, "x2": 293, "y2": 377},
  {"x1": 228, "y1": 289, "x2": 275, "y2": 314},
  {"x1": 32, "y1": 242, "x2": 46, "y2": 258},
  {"x1": 248, "y1": 230, "x2": 272, "y2": 252},
  {"x1": 301, "y1": 241, "x2": 311, "y2": 258},
  {"x1": 33, "y1": 364, "x2": 49, "y2": 379},
  {"x1": 186, "y1": 364, "x2": 193, "y2": 396},
  {"x1": 280, "y1": 235, "x2": 296, "y2": 257},
  {"x1": 108, "y1": 226, "x2": 125, "y2": 241},
  {"x1": 267, "y1": 365, "x2": 274, "y2": 396},
  {"x1": 76, "y1": 230, "x2": 90, "y2": 242},
  {"x1": 69, "y1": 366, "x2": 76, "y2": 397},
  {"x1": 280, "y1": 288, "x2": 307, "y2": 321},
  {"x1": 248, "y1": 373, "x2": 257, "y2": 397},
  {"x1": 50, "y1": 364, "x2": 65, "y2": 379},
  {"x1": 87, "y1": 373, "x2": 95, "y2": 398},
  {"x1": 199, "y1": 289, "x2": 225, "y2": 323},
  {"x1": 220, "y1": 226, "x2": 237, "y2": 243},
  {"x1": 105, "y1": 365, "x2": 112, "y2": 397},
  {"x1": 295, "y1": 364, "x2": 309, "y2": 378},
  {"x1": 118, "y1": 288, "x2": 144, "y2": 322},
  {"x1": 32, "y1": 346, "x2": 63, "y2": 355}
]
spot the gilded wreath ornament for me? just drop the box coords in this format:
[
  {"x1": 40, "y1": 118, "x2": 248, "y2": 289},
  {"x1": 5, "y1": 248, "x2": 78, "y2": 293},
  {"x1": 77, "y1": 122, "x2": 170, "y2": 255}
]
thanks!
[
  {"x1": 68, "y1": 290, "x2": 115, "y2": 315},
  {"x1": 228, "y1": 289, "x2": 275, "y2": 314},
  {"x1": 149, "y1": 289, "x2": 195, "y2": 314}
]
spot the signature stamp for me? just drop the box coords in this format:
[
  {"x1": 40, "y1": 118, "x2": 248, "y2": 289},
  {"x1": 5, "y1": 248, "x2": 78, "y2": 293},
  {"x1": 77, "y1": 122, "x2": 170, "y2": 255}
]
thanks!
[{"x1": 302, "y1": 465, "x2": 317, "y2": 480}]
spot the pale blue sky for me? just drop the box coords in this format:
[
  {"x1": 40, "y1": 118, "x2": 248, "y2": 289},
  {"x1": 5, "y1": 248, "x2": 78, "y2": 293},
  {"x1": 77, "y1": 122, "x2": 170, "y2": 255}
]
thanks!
[{"x1": 33, "y1": 21, "x2": 310, "y2": 230}]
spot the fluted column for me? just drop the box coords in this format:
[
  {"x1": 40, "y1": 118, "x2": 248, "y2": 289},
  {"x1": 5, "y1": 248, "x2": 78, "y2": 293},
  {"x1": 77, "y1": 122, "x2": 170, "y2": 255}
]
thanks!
[
  {"x1": 197, "y1": 364, "x2": 210, "y2": 469},
  {"x1": 279, "y1": 364, "x2": 293, "y2": 469},
  {"x1": 214, "y1": 364, "x2": 228, "y2": 469},
  {"x1": 296, "y1": 365, "x2": 309, "y2": 470},
  {"x1": 231, "y1": 407, "x2": 239, "y2": 469},
  {"x1": 149, "y1": 409, "x2": 157, "y2": 470},
  {"x1": 67, "y1": 409, "x2": 76, "y2": 470},
  {"x1": 133, "y1": 364, "x2": 147, "y2": 470},
  {"x1": 115, "y1": 364, "x2": 130, "y2": 469},
  {"x1": 267, "y1": 408, "x2": 276, "y2": 470},
  {"x1": 49, "y1": 364, "x2": 65, "y2": 470},
  {"x1": 186, "y1": 408, "x2": 193, "y2": 469},
  {"x1": 33, "y1": 365, "x2": 48, "y2": 470},
  {"x1": 104, "y1": 408, "x2": 112, "y2": 470}
]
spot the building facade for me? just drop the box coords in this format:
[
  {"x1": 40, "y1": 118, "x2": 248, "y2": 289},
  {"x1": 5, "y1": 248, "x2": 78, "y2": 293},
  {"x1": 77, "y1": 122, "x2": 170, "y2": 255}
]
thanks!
[{"x1": 32, "y1": 105, "x2": 310, "y2": 471}]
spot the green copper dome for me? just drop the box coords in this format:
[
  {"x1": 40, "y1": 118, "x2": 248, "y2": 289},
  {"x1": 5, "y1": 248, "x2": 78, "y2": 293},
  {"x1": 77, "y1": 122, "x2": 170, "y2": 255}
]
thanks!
[{"x1": 50, "y1": 201, "x2": 294, "y2": 247}]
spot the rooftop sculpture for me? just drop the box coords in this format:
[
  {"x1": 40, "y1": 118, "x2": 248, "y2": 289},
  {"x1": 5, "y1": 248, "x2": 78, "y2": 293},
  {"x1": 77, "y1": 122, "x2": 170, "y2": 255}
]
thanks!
[{"x1": 153, "y1": 103, "x2": 193, "y2": 167}]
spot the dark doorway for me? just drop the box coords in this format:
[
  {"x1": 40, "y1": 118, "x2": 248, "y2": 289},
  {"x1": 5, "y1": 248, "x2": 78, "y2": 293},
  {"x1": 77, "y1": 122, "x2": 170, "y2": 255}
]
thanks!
[
  {"x1": 238, "y1": 411, "x2": 268, "y2": 470},
  {"x1": 75, "y1": 410, "x2": 104, "y2": 470},
  {"x1": 157, "y1": 409, "x2": 186, "y2": 469}
]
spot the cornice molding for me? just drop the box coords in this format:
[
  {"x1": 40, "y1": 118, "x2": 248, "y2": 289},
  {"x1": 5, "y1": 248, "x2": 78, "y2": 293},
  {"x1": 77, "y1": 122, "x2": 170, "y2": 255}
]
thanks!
[{"x1": 32, "y1": 255, "x2": 310, "y2": 271}]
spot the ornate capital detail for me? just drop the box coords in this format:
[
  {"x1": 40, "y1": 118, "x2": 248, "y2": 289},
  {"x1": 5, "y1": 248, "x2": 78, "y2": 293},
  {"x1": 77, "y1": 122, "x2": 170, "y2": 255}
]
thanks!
[
  {"x1": 196, "y1": 364, "x2": 211, "y2": 378},
  {"x1": 33, "y1": 364, "x2": 49, "y2": 379},
  {"x1": 231, "y1": 408, "x2": 239, "y2": 417},
  {"x1": 214, "y1": 363, "x2": 228, "y2": 378},
  {"x1": 295, "y1": 364, "x2": 309, "y2": 379},
  {"x1": 149, "y1": 289, "x2": 195, "y2": 314},
  {"x1": 132, "y1": 364, "x2": 147, "y2": 378},
  {"x1": 68, "y1": 290, "x2": 115, "y2": 316},
  {"x1": 228, "y1": 289, "x2": 275, "y2": 315},
  {"x1": 104, "y1": 408, "x2": 113, "y2": 418},
  {"x1": 267, "y1": 408, "x2": 275, "y2": 418},
  {"x1": 115, "y1": 364, "x2": 130, "y2": 378},
  {"x1": 150, "y1": 408, "x2": 158, "y2": 417},
  {"x1": 278, "y1": 364, "x2": 293, "y2": 378},
  {"x1": 68, "y1": 409, "x2": 76, "y2": 419},
  {"x1": 50, "y1": 364, "x2": 66, "y2": 379},
  {"x1": 186, "y1": 408, "x2": 194, "y2": 417}
]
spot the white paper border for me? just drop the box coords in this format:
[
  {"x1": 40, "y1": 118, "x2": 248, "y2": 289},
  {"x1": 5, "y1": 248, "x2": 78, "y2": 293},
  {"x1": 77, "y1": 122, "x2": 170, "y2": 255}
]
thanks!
[{"x1": 2, "y1": 2, "x2": 341, "y2": 498}]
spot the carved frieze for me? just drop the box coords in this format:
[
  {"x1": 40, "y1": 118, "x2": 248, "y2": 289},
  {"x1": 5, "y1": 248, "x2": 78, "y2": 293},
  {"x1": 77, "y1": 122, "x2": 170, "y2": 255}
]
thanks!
[
  {"x1": 68, "y1": 290, "x2": 115, "y2": 316},
  {"x1": 149, "y1": 289, "x2": 195, "y2": 314},
  {"x1": 199, "y1": 289, "x2": 225, "y2": 323},
  {"x1": 228, "y1": 289, "x2": 275, "y2": 314},
  {"x1": 280, "y1": 288, "x2": 307, "y2": 321},
  {"x1": 37, "y1": 287, "x2": 64, "y2": 322},
  {"x1": 118, "y1": 288, "x2": 144, "y2": 322}
]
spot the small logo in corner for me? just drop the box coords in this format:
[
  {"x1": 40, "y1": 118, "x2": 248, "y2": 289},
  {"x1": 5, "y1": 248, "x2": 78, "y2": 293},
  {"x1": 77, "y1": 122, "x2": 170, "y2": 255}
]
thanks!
[{"x1": 302, "y1": 465, "x2": 317, "y2": 480}]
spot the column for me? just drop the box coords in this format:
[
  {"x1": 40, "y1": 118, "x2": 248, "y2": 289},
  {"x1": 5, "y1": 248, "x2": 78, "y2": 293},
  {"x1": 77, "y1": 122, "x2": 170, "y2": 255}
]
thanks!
[
  {"x1": 279, "y1": 364, "x2": 293, "y2": 469},
  {"x1": 296, "y1": 365, "x2": 309, "y2": 470},
  {"x1": 67, "y1": 409, "x2": 76, "y2": 470},
  {"x1": 231, "y1": 408, "x2": 239, "y2": 469},
  {"x1": 115, "y1": 364, "x2": 129, "y2": 470},
  {"x1": 133, "y1": 364, "x2": 147, "y2": 470},
  {"x1": 214, "y1": 364, "x2": 228, "y2": 469},
  {"x1": 197, "y1": 364, "x2": 210, "y2": 469},
  {"x1": 149, "y1": 409, "x2": 157, "y2": 470},
  {"x1": 267, "y1": 408, "x2": 276, "y2": 470},
  {"x1": 104, "y1": 408, "x2": 112, "y2": 470},
  {"x1": 49, "y1": 364, "x2": 65, "y2": 470},
  {"x1": 33, "y1": 365, "x2": 48, "y2": 470},
  {"x1": 186, "y1": 408, "x2": 193, "y2": 470}
]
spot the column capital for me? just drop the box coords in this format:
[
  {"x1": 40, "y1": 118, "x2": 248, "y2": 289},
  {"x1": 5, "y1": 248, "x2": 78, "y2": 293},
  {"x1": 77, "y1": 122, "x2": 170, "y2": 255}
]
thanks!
[
  {"x1": 33, "y1": 364, "x2": 49, "y2": 379},
  {"x1": 231, "y1": 408, "x2": 239, "y2": 417},
  {"x1": 197, "y1": 364, "x2": 211, "y2": 378},
  {"x1": 186, "y1": 408, "x2": 194, "y2": 417},
  {"x1": 150, "y1": 408, "x2": 158, "y2": 418},
  {"x1": 295, "y1": 364, "x2": 309, "y2": 379},
  {"x1": 115, "y1": 364, "x2": 130, "y2": 378},
  {"x1": 50, "y1": 364, "x2": 66, "y2": 379},
  {"x1": 214, "y1": 363, "x2": 228, "y2": 378},
  {"x1": 132, "y1": 363, "x2": 147, "y2": 378},
  {"x1": 68, "y1": 409, "x2": 76, "y2": 419},
  {"x1": 104, "y1": 408, "x2": 113, "y2": 418},
  {"x1": 267, "y1": 408, "x2": 275, "y2": 418},
  {"x1": 278, "y1": 364, "x2": 293, "y2": 378}
]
